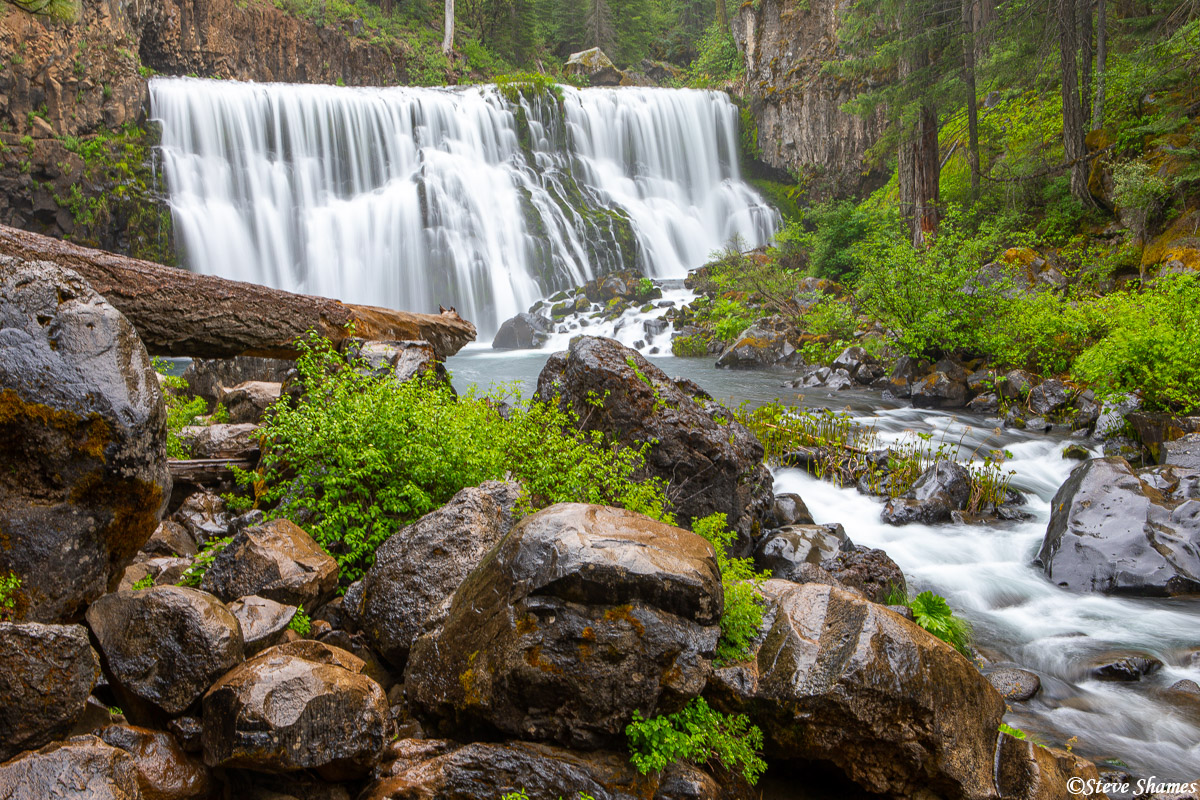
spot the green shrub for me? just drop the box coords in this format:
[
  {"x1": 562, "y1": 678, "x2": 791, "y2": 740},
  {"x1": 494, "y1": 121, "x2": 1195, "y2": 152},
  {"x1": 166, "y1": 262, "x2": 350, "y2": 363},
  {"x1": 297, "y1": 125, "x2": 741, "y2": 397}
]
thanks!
[
  {"x1": 707, "y1": 297, "x2": 753, "y2": 342},
  {"x1": 976, "y1": 291, "x2": 1106, "y2": 375},
  {"x1": 177, "y1": 536, "x2": 232, "y2": 588},
  {"x1": 671, "y1": 334, "x2": 710, "y2": 357},
  {"x1": 804, "y1": 200, "x2": 875, "y2": 281},
  {"x1": 0, "y1": 573, "x2": 21, "y2": 621},
  {"x1": 131, "y1": 575, "x2": 154, "y2": 591},
  {"x1": 289, "y1": 604, "x2": 311, "y2": 636},
  {"x1": 886, "y1": 588, "x2": 972, "y2": 656},
  {"x1": 626, "y1": 697, "x2": 766, "y2": 785},
  {"x1": 687, "y1": 20, "x2": 744, "y2": 87},
  {"x1": 691, "y1": 513, "x2": 766, "y2": 665},
  {"x1": 800, "y1": 295, "x2": 856, "y2": 340},
  {"x1": 239, "y1": 334, "x2": 671, "y2": 583},
  {"x1": 152, "y1": 358, "x2": 207, "y2": 459},
  {"x1": 1073, "y1": 274, "x2": 1200, "y2": 413},
  {"x1": 1111, "y1": 159, "x2": 1173, "y2": 245}
]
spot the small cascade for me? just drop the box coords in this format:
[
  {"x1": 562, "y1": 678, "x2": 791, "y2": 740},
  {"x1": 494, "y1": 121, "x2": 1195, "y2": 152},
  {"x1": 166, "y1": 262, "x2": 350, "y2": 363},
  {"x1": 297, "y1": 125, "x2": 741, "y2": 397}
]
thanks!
[{"x1": 150, "y1": 78, "x2": 778, "y2": 334}]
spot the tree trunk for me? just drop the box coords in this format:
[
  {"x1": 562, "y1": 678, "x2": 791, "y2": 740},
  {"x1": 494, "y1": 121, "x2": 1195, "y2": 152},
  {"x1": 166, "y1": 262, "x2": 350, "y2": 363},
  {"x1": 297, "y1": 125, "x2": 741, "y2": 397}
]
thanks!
[
  {"x1": 1058, "y1": 0, "x2": 1092, "y2": 204},
  {"x1": 1092, "y1": 0, "x2": 1107, "y2": 130},
  {"x1": 963, "y1": 0, "x2": 981, "y2": 199},
  {"x1": 1078, "y1": 0, "x2": 1094, "y2": 125},
  {"x1": 442, "y1": 0, "x2": 455, "y2": 54},
  {"x1": 716, "y1": 0, "x2": 728, "y2": 28},
  {"x1": 0, "y1": 224, "x2": 477, "y2": 360}
]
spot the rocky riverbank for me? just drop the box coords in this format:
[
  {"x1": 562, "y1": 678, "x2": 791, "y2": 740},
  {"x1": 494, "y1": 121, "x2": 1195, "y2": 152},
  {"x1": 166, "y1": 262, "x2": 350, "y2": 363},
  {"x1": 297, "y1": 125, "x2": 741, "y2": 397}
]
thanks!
[{"x1": 0, "y1": 253, "x2": 1145, "y2": 799}]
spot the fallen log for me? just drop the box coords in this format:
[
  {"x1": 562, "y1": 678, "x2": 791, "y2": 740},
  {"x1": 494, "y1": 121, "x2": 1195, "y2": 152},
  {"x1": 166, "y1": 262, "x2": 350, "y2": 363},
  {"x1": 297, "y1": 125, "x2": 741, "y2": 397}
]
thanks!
[
  {"x1": 169, "y1": 457, "x2": 255, "y2": 484},
  {"x1": 0, "y1": 224, "x2": 477, "y2": 359}
]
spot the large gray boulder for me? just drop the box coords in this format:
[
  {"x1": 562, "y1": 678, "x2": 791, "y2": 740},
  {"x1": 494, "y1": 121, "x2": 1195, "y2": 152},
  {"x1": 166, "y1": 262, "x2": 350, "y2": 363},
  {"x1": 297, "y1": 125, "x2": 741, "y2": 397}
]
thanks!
[
  {"x1": 86, "y1": 586, "x2": 245, "y2": 718},
  {"x1": 1034, "y1": 457, "x2": 1200, "y2": 595},
  {"x1": 200, "y1": 518, "x2": 339, "y2": 609},
  {"x1": 406, "y1": 503, "x2": 722, "y2": 749},
  {"x1": 492, "y1": 312, "x2": 553, "y2": 350},
  {"x1": 536, "y1": 336, "x2": 773, "y2": 553},
  {"x1": 0, "y1": 259, "x2": 170, "y2": 622},
  {"x1": 360, "y1": 481, "x2": 521, "y2": 670},
  {"x1": 882, "y1": 460, "x2": 972, "y2": 525},
  {"x1": 707, "y1": 581, "x2": 1006, "y2": 800},
  {"x1": 0, "y1": 735, "x2": 143, "y2": 800},
  {"x1": 0, "y1": 622, "x2": 100, "y2": 761},
  {"x1": 201, "y1": 641, "x2": 389, "y2": 777}
]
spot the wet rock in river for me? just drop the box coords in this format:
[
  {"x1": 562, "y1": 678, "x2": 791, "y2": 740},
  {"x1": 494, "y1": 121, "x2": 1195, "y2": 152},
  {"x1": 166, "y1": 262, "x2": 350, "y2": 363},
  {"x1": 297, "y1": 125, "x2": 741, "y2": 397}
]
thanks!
[{"x1": 986, "y1": 667, "x2": 1042, "y2": 701}]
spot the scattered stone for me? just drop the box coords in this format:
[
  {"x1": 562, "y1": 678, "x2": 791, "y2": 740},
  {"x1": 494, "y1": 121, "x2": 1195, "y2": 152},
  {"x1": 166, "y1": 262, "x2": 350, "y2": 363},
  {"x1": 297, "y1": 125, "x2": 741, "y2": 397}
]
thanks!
[
  {"x1": 715, "y1": 321, "x2": 794, "y2": 369},
  {"x1": 407, "y1": 503, "x2": 722, "y2": 749},
  {"x1": 168, "y1": 716, "x2": 204, "y2": 754},
  {"x1": 1164, "y1": 433, "x2": 1200, "y2": 470},
  {"x1": 753, "y1": 523, "x2": 850, "y2": 582},
  {"x1": 200, "y1": 518, "x2": 339, "y2": 609},
  {"x1": 1028, "y1": 378, "x2": 1070, "y2": 416},
  {"x1": 181, "y1": 422, "x2": 262, "y2": 459},
  {"x1": 0, "y1": 622, "x2": 100, "y2": 761},
  {"x1": 1092, "y1": 393, "x2": 1141, "y2": 440},
  {"x1": 911, "y1": 370, "x2": 968, "y2": 409},
  {"x1": 1088, "y1": 651, "x2": 1163, "y2": 681},
  {"x1": 141, "y1": 520, "x2": 198, "y2": 558},
  {"x1": 987, "y1": 667, "x2": 1042, "y2": 701},
  {"x1": 100, "y1": 723, "x2": 210, "y2": 800},
  {"x1": 360, "y1": 481, "x2": 521, "y2": 670},
  {"x1": 0, "y1": 735, "x2": 142, "y2": 800},
  {"x1": 536, "y1": 336, "x2": 773, "y2": 553},
  {"x1": 1000, "y1": 369, "x2": 1035, "y2": 400},
  {"x1": 882, "y1": 460, "x2": 972, "y2": 525},
  {"x1": 0, "y1": 259, "x2": 171, "y2": 622},
  {"x1": 343, "y1": 338, "x2": 448, "y2": 387},
  {"x1": 182, "y1": 356, "x2": 293, "y2": 409},
  {"x1": 565, "y1": 48, "x2": 625, "y2": 85},
  {"x1": 967, "y1": 392, "x2": 1000, "y2": 414},
  {"x1": 995, "y1": 733, "x2": 1109, "y2": 800},
  {"x1": 1034, "y1": 457, "x2": 1200, "y2": 596},
  {"x1": 218, "y1": 380, "x2": 281, "y2": 424},
  {"x1": 86, "y1": 586, "x2": 245, "y2": 717},
  {"x1": 201, "y1": 642, "x2": 389, "y2": 777},
  {"x1": 493, "y1": 312, "x2": 554, "y2": 350},
  {"x1": 228, "y1": 595, "x2": 297, "y2": 656},
  {"x1": 172, "y1": 491, "x2": 232, "y2": 547},
  {"x1": 1063, "y1": 443, "x2": 1091, "y2": 460},
  {"x1": 767, "y1": 492, "x2": 814, "y2": 528},
  {"x1": 821, "y1": 545, "x2": 907, "y2": 604}
]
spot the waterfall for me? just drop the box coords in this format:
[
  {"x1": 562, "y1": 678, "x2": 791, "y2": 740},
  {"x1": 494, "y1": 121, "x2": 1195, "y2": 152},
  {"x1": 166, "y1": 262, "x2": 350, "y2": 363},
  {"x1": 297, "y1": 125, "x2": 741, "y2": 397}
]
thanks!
[{"x1": 150, "y1": 77, "x2": 778, "y2": 334}]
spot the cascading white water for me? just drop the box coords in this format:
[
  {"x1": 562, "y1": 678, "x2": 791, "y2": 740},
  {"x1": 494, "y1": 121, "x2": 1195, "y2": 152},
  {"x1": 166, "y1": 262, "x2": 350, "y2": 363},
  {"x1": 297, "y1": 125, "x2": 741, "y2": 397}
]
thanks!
[{"x1": 150, "y1": 77, "x2": 778, "y2": 334}]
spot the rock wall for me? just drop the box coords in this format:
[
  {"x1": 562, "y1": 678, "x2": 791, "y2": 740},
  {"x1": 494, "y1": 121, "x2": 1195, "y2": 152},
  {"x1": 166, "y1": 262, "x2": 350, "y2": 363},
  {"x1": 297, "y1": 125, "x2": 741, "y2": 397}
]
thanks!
[{"x1": 731, "y1": 0, "x2": 888, "y2": 199}]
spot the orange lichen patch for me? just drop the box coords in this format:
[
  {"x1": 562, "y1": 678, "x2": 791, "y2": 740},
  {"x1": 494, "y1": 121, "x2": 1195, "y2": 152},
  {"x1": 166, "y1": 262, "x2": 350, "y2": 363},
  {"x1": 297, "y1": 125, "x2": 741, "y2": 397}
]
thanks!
[
  {"x1": 1141, "y1": 209, "x2": 1200, "y2": 270},
  {"x1": 67, "y1": 471, "x2": 164, "y2": 564},
  {"x1": 459, "y1": 651, "x2": 485, "y2": 707},
  {"x1": 580, "y1": 626, "x2": 596, "y2": 642},
  {"x1": 515, "y1": 613, "x2": 539, "y2": 636},
  {"x1": 1003, "y1": 247, "x2": 1042, "y2": 267},
  {"x1": 523, "y1": 645, "x2": 564, "y2": 675},
  {"x1": 0, "y1": 389, "x2": 112, "y2": 461},
  {"x1": 603, "y1": 604, "x2": 646, "y2": 637}
]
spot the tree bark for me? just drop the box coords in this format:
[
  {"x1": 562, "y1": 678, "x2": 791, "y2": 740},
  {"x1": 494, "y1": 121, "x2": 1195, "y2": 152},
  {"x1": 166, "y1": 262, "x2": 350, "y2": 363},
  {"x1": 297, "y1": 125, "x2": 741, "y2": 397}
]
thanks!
[
  {"x1": 0, "y1": 225, "x2": 477, "y2": 360},
  {"x1": 1078, "y1": 0, "x2": 1094, "y2": 126},
  {"x1": 1092, "y1": 0, "x2": 1107, "y2": 130},
  {"x1": 963, "y1": 0, "x2": 981, "y2": 199},
  {"x1": 1058, "y1": 0, "x2": 1093, "y2": 204},
  {"x1": 716, "y1": 0, "x2": 728, "y2": 28},
  {"x1": 442, "y1": 0, "x2": 455, "y2": 54}
]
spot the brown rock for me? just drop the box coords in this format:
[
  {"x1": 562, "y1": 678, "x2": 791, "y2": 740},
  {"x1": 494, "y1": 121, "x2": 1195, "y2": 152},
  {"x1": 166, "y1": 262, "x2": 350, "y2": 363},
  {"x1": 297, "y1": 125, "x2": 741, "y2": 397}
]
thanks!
[
  {"x1": 86, "y1": 586, "x2": 245, "y2": 718},
  {"x1": 172, "y1": 491, "x2": 232, "y2": 546},
  {"x1": 201, "y1": 642, "x2": 389, "y2": 776},
  {"x1": 406, "y1": 503, "x2": 722, "y2": 749},
  {"x1": 141, "y1": 520, "x2": 198, "y2": 558},
  {"x1": 995, "y1": 732, "x2": 1108, "y2": 799},
  {"x1": 200, "y1": 518, "x2": 339, "y2": 609},
  {"x1": 218, "y1": 380, "x2": 282, "y2": 424},
  {"x1": 0, "y1": 735, "x2": 142, "y2": 799},
  {"x1": 228, "y1": 595, "x2": 297, "y2": 655},
  {"x1": 182, "y1": 422, "x2": 262, "y2": 460},
  {"x1": 0, "y1": 622, "x2": 101, "y2": 761},
  {"x1": 100, "y1": 724, "x2": 210, "y2": 800}
]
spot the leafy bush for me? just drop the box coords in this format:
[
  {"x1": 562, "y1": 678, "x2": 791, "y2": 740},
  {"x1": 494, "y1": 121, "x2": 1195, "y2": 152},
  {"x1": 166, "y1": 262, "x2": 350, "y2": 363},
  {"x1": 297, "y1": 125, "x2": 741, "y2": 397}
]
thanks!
[
  {"x1": 886, "y1": 588, "x2": 972, "y2": 656},
  {"x1": 687, "y1": 20, "x2": 744, "y2": 87},
  {"x1": 177, "y1": 536, "x2": 232, "y2": 588},
  {"x1": 671, "y1": 334, "x2": 710, "y2": 357},
  {"x1": 804, "y1": 200, "x2": 875, "y2": 281},
  {"x1": 800, "y1": 294, "x2": 856, "y2": 340},
  {"x1": 626, "y1": 697, "x2": 766, "y2": 785},
  {"x1": 691, "y1": 513, "x2": 766, "y2": 665},
  {"x1": 1111, "y1": 160, "x2": 1172, "y2": 246},
  {"x1": 975, "y1": 291, "x2": 1106, "y2": 375},
  {"x1": 289, "y1": 604, "x2": 311, "y2": 636},
  {"x1": 1073, "y1": 274, "x2": 1200, "y2": 413},
  {"x1": 0, "y1": 573, "x2": 21, "y2": 621},
  {"x1": 239, "y1": 334, "x2": 671, "y2": 583},
  {"x1": 131, "y1": 574, "x2": 154, "y2": 591},
  {"x1": 152, "y1": 358, "x2": 207, "y2": 459}
]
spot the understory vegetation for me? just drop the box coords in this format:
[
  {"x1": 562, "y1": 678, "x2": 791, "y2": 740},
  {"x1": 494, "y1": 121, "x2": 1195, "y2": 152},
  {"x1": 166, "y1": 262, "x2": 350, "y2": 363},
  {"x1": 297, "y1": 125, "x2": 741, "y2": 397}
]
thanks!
[
  {"x1": 691, "y1": 513, "x2": 767, "y2": 664},
  {"x1": 885, "y1": 587, "x2": 973, "y2": 656},
  {"x1": 626, "y1": 698, "x2": 767, "y2": 785},
  {"x1": 230, "y1": 333, "x2": 671, "y2": 583}
]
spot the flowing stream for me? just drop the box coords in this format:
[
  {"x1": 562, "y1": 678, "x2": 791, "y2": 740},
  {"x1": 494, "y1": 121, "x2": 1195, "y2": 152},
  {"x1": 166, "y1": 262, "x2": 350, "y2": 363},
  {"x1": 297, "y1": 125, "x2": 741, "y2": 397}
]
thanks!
[
  {"x1": 448, "y1": 346, "x2": 1200, "y2": 783},
  {"x1": 151, "y1": 78, "x2": 777, "y2": 335}
]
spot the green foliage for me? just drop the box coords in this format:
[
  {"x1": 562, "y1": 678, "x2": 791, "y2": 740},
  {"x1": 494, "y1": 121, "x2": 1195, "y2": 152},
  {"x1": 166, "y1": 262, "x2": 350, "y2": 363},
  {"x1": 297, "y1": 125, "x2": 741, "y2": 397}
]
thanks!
[
  {"x1": 1111, "y1": 160, "x2": 1173, "y2": 244},
  {"x1": 495, "y1": 71, "x2": 564, "y2": 103},
  {"x1": 7, "y1": 0, "x2": 78, "y2": 22},
  {"x1": 0, "y1": 572, "x2": 21, "y2": 621},
  {"x1": 888, "y1": 590, "x2": 972, "y2": 656},
  {"x1": 289, "y1": 604, "x2": 311, "y2": 636},
  {"x1": 1073, "y1": 275, "x2": 1200, "y2": 413},
  {"x1": 1000, "y1": 723, "x2": 1027, "y2": 740},
  {"x1": 177, "y1": 537, "x2": 232, "y2": 588},
  {"x1": 152, "y1": 357, "x2": 207, "y2": 459},
  {"x1": 686, "y1": 20, "x2": 743, "y2": 87},
  {"x1": 626, "y1": 697, "x2": 766, "y2": 785},
  {"x1": 241, "y1": 334, "x2": 671, "y2": 584},
  {"x1": 131, "y1": 574, "x2": 154, "y2": 591},
  {"x1": 691, "y1": 513, "x2": 766, "y2": 665},
  {"x1": 671, "y1": 334, "x2": 710, "y2": 357},
  {"x1": 801, "y1": 200, "x2": 875, "y2": 281}
]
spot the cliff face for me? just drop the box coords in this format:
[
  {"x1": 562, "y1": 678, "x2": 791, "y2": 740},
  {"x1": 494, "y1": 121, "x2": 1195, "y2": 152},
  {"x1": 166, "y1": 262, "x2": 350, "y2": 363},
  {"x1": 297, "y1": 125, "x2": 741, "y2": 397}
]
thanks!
[{"x1": 731, "y1": 0, "x2": 887, "y2": 199}]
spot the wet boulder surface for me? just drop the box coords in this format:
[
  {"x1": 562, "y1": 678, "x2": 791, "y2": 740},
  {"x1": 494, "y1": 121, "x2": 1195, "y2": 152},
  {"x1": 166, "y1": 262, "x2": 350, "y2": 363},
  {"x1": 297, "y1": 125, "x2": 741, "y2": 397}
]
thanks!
[
  {"x1": 0, "y1": 258, "x2": 170, "y2": 622},
  {"x1": 0, "y1": 734, "x2": 143, "y2": 800},
  {"x1": 1035, "y1": 457, "x2": 1200, "y2": 595},
  {"x1": 201, "y1": 641, "x2": 390, "y2": 777},
  {"x1": 0, "y1": 621, "x2": 101, "y2": 761},
  {"x1": 199, "y1": 518, "x2": 339, "y2": 609},
  {"x1": 360, "y1": 481, "x2": 522, "y2": 670},
  {"x1": 536, "y1": 336, "x2": 773, "y2": 551},
  {"x1": 99, "y1": 723, "x2": 211, "y2": 800},
  {"x1": 406, "y1": 503, "x2": 723, "y2": 749},
  {"x1": 86, "y1": 586, "x2": 245, "y2": 718}
]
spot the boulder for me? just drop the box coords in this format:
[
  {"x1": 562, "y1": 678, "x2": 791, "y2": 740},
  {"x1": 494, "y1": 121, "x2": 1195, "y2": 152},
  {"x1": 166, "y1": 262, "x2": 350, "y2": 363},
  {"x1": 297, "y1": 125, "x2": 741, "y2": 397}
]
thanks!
[
  {"x1": 1027, "y1": 378, "x2": 1070, "y2": 416},
  {"x1": 1092, "y1": 393, "x2": 1141, "y2": 440},
  {"x1": 200, "y1": 518, "x2": 339, "y2": 609},
  {"x1": 218, "y1": 380, "x2": 281, "y2": 424},
  {"x1": 201, "y1": 642, "x2": 389, "y2": 777},
  {"x1": 0, "y1": 259, "x2": 170, "y2": 622},
  {"x1": 753, "y1": 523, "x2": 851, "y2": 582},
  {"x1": 180, "y1": 422, "x2": 262, "y2": 459},
  {"x1": 767, "y1": 492, "x2": 814, "y2": 528},
  {"x1": 172, "y1": 491, "x2": 232, "y2": 546},
  {"x1": 565, "y1": 47, "x2": 625, "y2": 86},
  {"x1": 1087, "y1": 651, "x2": 1163, "y2": 681},
  {"x1": 995, "y1": 733, "x2": 1109, "y2": 800},
  {"x1": 360, "y1": 481, "x2": 521, "y2": 670},
  {"x1": 0, "y1": 622, "x2": 100, "y2": 761},
  {"x1": 86, "y1": 586, "x2": 245, "y2": 718},
  {"x1": 911, "y1": 371, "x2": 968, "y2": 409},
  {"x1": 966, "y1": 392, "x2": 1000, "y2": 414},
  {"x1": 228, "y1": 595, "x2": 297, "y2": 655},
  {"x1": 1164, "y1": 433, "x2": 1200, "y2": 470},
  {"x1": 361, "y1": 739, "x2": 729, "y2": 800},
  {"x1": 406, "y1": 503, "x2": 722, "y2": 749},
  {"x1": 821, "y1": 545, "x2": 907, "y2": 604},
  {"x1": 715, "y1": 322, "x2": 793, "y2": 369},
  {"x1": 708, "y1": 582, "x2": 1005, "y2": 800},
  {"x1": 99, "y1": 724, "x2": 210, "y2": 800},
  {"x1": 0, "y1": 735, "x2": 142, "y2": 800},
  {"x1": 182, "y1": 356, "x2": 293, "y2": 408},
  {"x1": 492, "y1": 312, "x2": 553, "y2": 350},
  {"x1": 1000, "y1": 369, "x2": 1035, "y2": 400},
  {"x1": 882, "y1": 460, "x2": 972, "y2": 525},
  {"x1": 1034, "y1": 458, "x2": 1200, "y2": 595},
  {"x1": 536, "y1": 336, "x2": 773, "y2": 552},
  {"x1": 986, "y1": 667, "x2": 1042, "y2": 701},
  {"x1": 343, "y1": 338, "x2": 448, "y2": 387},
  {"x1": 141, "y1": 520, "x2": 198, "y2": 558}
]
